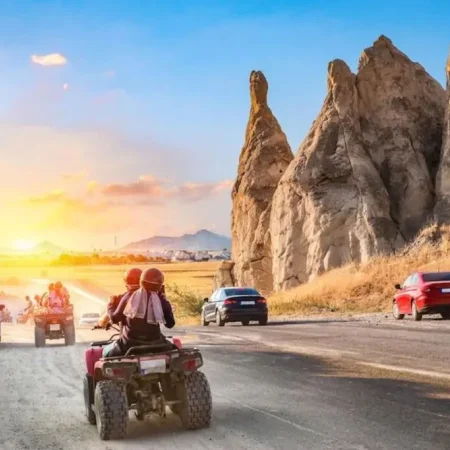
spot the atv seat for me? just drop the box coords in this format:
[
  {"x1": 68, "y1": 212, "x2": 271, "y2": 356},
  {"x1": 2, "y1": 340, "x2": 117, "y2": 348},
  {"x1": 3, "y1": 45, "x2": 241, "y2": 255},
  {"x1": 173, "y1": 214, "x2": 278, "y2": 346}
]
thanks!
[
  {"x1": 125, "y1": 342, "x2": 175, "y2": 356},
  {"x1": 91, "y1": 340, "x2": 112, "y2": 347}
]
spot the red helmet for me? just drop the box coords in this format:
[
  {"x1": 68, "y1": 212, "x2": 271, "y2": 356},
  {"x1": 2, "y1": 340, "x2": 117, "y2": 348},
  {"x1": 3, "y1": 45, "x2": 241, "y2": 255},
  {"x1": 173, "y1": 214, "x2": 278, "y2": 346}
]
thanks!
[
  {"x1": 140, "y1": 268, "x2": 164, "y2": 292},
  {"x1": 124, "y1": 268, "x2": 142, "y2": 290}
]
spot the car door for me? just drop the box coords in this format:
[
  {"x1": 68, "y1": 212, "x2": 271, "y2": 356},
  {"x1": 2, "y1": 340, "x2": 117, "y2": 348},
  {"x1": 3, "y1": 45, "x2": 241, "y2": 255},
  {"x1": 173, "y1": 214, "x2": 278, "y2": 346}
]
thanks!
[
  {"x1": 397, "y1": 275, "x2": 411, "y2": 314},
  {"x1": 408, "y1": 273, "x2": 420, "y2": 312},
  {"x1": 401, "y1": 274, "x2": 416, "y2": 314},
  {"x1": 204, "y1": 290, "x2": 218, "y2": 320}
]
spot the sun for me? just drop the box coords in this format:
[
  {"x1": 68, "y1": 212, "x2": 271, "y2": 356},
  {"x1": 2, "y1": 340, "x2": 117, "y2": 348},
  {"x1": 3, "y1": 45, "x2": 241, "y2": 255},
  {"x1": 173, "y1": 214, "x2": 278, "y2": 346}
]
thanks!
[{"x1": 12, "y1": 239, "x2": 37, "y2": 252}]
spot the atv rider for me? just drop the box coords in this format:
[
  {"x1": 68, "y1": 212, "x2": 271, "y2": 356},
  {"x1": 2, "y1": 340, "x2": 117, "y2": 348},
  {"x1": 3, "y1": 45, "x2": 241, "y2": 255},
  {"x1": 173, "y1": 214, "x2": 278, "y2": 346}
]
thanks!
[
  {"x1": 97, "y1": 267, "x2": 142, "y2": 329},
  {"x1": 101, "y1": 267, "x2": 175, "y2": 358},
  {"x1": 54, "y1": 281, "x2": 70, "y2": 305},
  {"x1": 44, "y1": 281, "x2": 67, "y2": 310}
]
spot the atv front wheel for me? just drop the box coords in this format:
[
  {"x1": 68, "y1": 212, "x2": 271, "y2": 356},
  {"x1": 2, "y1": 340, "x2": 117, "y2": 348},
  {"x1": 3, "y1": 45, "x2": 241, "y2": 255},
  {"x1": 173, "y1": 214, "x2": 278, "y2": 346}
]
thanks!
[
  {"x1": 83, "y1": 375, "x2": 96, "y2": 425},
  {"x1": 34, "y1": 326, "x2": 46, "y2": 347},
  {"x1": 178, "y1": 371, "x2": 212, "y2": 430},
  {"x1": 94, "y1": 381, "x2": 128, "y2": 440},
  {"x1": 64, "y1": 324, "x2": 76, "y2": 346}
]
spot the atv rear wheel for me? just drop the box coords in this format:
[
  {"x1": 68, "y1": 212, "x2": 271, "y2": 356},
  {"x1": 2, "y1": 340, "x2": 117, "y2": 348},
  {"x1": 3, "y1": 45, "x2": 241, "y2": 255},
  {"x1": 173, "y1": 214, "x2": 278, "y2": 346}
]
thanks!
[
  {"x1": 178, "y1": 371, "x2": 212, "y2": 430},
  {"x1": 83, "y1": 375, "x2": 96, "y2": 425},
  {"x1": 34, "y1": 326, "x2": 46, "y2": 347},
  {"x1": 94, "y1": 381, "x2": 128, "y2": 440},
  {"x1": 64, "y1": 324, "x2": 76, "y2": 346}
]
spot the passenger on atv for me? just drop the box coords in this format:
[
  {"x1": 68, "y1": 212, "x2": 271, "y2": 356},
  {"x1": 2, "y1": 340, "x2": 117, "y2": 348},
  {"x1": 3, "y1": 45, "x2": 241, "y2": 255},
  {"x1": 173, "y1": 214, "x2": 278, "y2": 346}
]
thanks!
[
  {"x1": 100, "y1": 267, "x2": 175, "y2": 358},
  {"x1": 42, "y1": 281, "x2": 70, "y2": 309}
]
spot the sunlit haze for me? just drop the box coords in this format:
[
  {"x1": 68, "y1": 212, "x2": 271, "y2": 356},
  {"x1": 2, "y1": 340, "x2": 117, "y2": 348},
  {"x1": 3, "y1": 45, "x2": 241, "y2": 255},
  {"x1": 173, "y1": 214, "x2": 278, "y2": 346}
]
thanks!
[{"x1": 0, "y1": 0, "x2": 448, "y2": 251}]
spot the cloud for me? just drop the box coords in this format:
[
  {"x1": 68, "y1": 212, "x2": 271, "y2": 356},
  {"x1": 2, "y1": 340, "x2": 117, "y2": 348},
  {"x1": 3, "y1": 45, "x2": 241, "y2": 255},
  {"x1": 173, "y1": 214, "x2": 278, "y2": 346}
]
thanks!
[
  {"x1": 97, "y1": 176, "x2": 233, "y2": 203},
  {"x1": 101, "y1": 175, "x2": 165, "y2": 198},
  {"x1": 174, "y1": 180, "x2": 233, "y2": 202},
  {"x1": 31, "y1": 53, "x2": 68, "y2": 67},
  {"x1": 27, "y1": 189, "x2": 67, "y2": 204},
  {"x1": 63, "y1": 83, "x2": 69, "y2": 91}
]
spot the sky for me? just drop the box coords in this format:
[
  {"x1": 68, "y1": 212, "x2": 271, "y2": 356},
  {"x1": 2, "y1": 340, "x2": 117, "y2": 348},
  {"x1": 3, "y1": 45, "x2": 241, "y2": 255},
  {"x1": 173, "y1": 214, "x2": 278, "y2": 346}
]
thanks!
[{"x1": 0, "y1": 0, "x2": 449, "y2": 251}]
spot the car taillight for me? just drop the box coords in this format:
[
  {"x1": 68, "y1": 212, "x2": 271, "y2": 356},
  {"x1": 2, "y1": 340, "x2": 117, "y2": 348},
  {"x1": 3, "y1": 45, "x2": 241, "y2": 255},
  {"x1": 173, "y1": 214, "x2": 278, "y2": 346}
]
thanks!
[
  {"x1": 257, "y1": 298, "x2": 267, "y2": 304},
  {"x1": 421, "y1": 287, "x2": 431, "y2": 293},
  {"x1": 224, "y1": 299, "x2": 237, "y2": 305}
]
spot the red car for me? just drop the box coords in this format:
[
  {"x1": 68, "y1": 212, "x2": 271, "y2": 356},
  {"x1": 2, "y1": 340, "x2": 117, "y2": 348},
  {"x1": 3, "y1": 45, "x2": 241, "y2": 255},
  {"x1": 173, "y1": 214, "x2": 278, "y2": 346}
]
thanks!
[{"x1": 393, "y1": 271, "x2": 450, "y2": 321}]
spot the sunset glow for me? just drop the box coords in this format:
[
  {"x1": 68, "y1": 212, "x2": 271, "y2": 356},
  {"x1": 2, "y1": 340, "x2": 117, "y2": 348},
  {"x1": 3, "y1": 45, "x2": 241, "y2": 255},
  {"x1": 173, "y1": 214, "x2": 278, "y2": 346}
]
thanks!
[{"x1": 11, "y1": 240, "x2": 37, "y2": 252}]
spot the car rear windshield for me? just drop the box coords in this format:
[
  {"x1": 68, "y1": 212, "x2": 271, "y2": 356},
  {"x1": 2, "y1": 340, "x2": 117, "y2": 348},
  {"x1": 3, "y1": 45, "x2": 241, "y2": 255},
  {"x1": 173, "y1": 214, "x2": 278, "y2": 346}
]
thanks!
[
  {"x1": 423, "y1": 272, "x2": 450, "y2": 282},
  {"x1": 224, "y1": 288, "x2": 260, "y2": 296},
  {"x1": 82, "y1": 313, "x2": 100, "y2": 318}
]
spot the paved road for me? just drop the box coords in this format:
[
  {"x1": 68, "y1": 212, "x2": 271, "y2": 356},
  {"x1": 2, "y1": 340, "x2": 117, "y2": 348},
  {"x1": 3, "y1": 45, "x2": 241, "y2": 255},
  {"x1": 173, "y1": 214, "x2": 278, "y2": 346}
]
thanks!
[{"x1": 1, "y1": 286, "x2": 450, "y2": 449}]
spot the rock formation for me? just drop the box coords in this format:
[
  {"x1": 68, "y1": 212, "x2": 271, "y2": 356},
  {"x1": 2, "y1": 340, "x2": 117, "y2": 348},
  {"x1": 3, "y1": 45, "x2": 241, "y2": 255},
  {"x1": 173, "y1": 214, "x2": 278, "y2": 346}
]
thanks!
[
  {"x1": 222, "y1": 36, "x2": 448, "y2": 294},
  {"x1": 434, "y1": 52, "x2": 450, "y2": 221},
  {"x1": 212, "y1": 261, "x2": 235, "y2": 290},
  {"x1": 231, "y1": 71, "x2": 294, "y2": 295},
  {"x1": 270, "y1": 36, "x2": 446, "y2": 291}
]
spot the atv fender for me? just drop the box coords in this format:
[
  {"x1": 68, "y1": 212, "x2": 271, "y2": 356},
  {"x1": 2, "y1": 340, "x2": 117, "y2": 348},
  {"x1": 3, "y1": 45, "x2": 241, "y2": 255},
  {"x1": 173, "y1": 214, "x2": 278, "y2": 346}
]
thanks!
[{"x1": 85, "y1": 347, "x2": 103, "y2": 376}]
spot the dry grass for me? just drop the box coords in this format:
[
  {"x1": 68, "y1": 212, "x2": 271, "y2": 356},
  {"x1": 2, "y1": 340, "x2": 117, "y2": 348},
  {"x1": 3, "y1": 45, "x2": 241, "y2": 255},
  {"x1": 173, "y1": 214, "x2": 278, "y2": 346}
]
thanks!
[
  {"x1": 268, "y1": 223, "x2": 450, "y2": 317},
  {"x1": 0, "y1": 261, "x2": 221, "y2": 323},
  {"x1": 0, "y1": 261, "x2": 220, "y2": 296}
]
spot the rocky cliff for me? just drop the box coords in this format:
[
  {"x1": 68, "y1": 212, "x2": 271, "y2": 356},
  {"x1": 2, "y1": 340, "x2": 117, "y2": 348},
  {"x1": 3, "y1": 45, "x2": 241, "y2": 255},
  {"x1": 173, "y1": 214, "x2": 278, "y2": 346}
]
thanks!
[
  {"x1": 434, "y1": 53, "x2": 450, "y2": 221},
  {"x1": 227, "y1": 36, "x2": 447, "y2": 294},
  {"x1": 231, "y1": 70, "x2": 293, "y2": 295}
]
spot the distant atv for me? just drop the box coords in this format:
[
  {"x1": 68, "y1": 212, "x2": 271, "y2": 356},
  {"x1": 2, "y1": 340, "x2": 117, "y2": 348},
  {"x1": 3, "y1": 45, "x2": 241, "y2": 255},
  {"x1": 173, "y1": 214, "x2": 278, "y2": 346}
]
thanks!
[
  {"x1": 34, "y1": 305, "x2": 75, "y2": 347},
  {"x1": 17, "y1": 309, "x2": 33, "y2": 325},
  {"x1": 84, "y1": 326, "x2": 212, "y2": 440}
]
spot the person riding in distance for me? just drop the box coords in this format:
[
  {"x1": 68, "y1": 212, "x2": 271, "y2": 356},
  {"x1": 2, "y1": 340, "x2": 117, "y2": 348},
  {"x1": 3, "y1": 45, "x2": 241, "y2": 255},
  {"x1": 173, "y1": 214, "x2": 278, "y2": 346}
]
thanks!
[
  {"x1": 102, "y1": 267, "x2": 175, "y2": 358},
  {"x1": 44, "y1": 281, "x2": 66, "y2": 309}
]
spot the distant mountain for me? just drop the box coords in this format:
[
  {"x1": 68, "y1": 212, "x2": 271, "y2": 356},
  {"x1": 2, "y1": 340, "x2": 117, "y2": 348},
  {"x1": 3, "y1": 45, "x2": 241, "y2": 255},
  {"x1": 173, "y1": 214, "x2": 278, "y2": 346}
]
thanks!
[
  {"x1": 32, "y1": 241, "x2": 65, "y2": 255},
  {"x1": 122, "y1": 229, "x2": 231, "y2": 252}
]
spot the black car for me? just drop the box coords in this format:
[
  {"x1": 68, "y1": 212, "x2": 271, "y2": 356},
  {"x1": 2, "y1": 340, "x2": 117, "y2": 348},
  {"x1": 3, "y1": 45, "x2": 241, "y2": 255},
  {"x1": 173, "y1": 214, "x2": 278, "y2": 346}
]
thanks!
[{"x1": 201, "y1": 287, "x2": 268, "y2": 327}]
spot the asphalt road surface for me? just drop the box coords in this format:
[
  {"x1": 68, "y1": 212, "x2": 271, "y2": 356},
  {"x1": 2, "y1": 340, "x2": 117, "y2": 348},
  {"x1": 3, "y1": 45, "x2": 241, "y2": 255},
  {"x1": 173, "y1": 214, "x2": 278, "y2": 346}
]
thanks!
[{"x1": 1, "y1": 284, "x2": 450, "y2": 449}]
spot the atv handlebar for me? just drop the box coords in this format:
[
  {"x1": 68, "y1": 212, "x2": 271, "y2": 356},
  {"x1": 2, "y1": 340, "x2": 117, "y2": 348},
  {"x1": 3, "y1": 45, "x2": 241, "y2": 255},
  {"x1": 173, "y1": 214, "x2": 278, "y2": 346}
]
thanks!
[{"x1": 92, "y1": 324, "x2": 120, "y2": 333}]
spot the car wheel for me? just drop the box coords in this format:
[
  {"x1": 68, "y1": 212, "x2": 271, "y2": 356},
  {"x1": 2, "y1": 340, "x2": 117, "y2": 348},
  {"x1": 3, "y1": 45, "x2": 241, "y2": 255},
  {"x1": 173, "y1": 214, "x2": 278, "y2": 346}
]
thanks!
[
  {"x1": 216, "y1": 311, "x2": 225, "y2": 327},
  {"x1": 259, "y1": 316, "x2": 268, "y2": 326},
  {"x1": 392, "y1": 301, "x2": 404, "y2": 320},
  {"x1": 411, "y1": 301, "x2": 422, "y2": 322},
  {"x1": 441, "y1": 312, "x2": 450, "y2": 320},
  {"x1": 241, "y1": 320, "x2": 249, "y2": 326},
  {"x1": 201, "y1": 313, "x2": 209, "y2": 326}
]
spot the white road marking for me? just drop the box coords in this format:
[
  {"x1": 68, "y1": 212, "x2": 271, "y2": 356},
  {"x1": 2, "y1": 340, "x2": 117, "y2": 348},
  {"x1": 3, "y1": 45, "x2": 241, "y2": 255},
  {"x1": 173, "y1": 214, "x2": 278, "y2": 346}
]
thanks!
[{"x1": 359, "y1": 362, "x2": 450, "y2": 381}]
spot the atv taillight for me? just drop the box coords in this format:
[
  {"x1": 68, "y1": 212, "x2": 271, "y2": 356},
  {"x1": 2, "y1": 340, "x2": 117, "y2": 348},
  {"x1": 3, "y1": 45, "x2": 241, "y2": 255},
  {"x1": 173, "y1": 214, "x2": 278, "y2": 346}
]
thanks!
[
  {"x1": 103, "y1": 364, "x2": 135, "y2": 380},
  {"x1": 183, "y1": 357, "x2": 202, "y2": 372}
]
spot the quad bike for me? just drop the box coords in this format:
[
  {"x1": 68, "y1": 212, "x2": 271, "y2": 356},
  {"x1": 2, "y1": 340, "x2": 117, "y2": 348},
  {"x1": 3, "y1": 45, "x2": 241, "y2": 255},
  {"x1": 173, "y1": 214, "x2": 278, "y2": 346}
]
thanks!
[
  {"x1": 34, "y1": 305, "x2": 75, "y2": 347},
  {"x1": 17, "y1": 309, "x2": 33, "y2": 325},
  {"x1": 84, "y1": 325, "x2": 212, "y2": 441}
]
